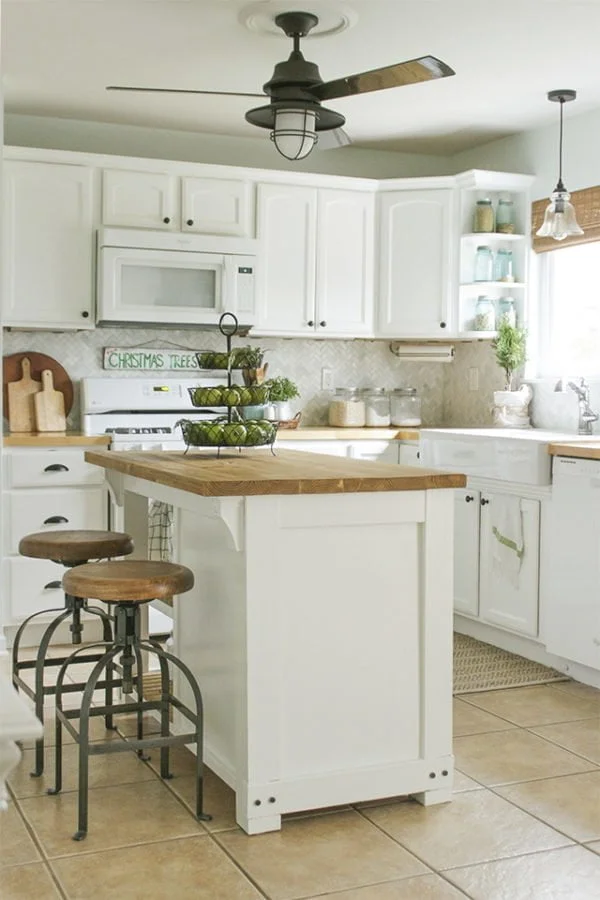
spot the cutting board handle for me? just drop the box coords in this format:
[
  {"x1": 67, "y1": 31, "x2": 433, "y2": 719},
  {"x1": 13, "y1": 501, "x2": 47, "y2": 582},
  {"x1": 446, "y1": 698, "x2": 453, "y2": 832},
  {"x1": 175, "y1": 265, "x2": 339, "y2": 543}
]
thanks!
[
  {"x1": 41, "y1": 369, "x2": 54, "y2": 391},
  {"x1": 21, "y1": 357, "x2": 33, "y2": 380}
]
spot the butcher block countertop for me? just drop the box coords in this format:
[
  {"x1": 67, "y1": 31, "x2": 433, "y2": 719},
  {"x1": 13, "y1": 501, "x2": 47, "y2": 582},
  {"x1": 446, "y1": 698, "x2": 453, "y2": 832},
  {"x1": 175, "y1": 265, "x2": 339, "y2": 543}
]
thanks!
[
  {"x1": 276, "y1": 427, "x2": 421, "y2": 441},
  {"x1": 85, "y1": 448, "x2": 465, "y2": 497},
  {"x1": 548, "y1": 441, "x2": 600, "y2": 460},
  {"x1": 3, "y1": 432, "x2": 111, "y2": 447}
]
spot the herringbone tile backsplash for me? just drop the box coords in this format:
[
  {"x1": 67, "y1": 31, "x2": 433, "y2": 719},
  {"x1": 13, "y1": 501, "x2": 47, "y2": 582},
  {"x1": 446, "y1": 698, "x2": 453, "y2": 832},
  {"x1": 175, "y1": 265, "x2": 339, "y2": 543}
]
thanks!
[{"x1": 3, "y1": 326, "x2": 447, "y2": 429}]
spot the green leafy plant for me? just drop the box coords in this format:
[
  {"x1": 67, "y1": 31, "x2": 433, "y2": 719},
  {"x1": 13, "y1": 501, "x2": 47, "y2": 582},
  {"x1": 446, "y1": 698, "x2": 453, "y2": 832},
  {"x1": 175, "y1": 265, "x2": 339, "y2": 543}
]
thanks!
[
  {"x1": 492, "y1": 320, "x2": 527, "y2": 391},
  {"x1": 232, "y1": 345, "x2": 267, "y2": 368},
  {"x1": 264, "y1": 376, "x2": 300, "y2": 403}
]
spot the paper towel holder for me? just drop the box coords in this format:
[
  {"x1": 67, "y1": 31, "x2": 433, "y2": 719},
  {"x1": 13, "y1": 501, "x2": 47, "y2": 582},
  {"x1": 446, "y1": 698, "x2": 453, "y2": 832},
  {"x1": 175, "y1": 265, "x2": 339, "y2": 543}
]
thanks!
[{"x1": 389, "y1": 342, "x2": 455, "y2": 363}]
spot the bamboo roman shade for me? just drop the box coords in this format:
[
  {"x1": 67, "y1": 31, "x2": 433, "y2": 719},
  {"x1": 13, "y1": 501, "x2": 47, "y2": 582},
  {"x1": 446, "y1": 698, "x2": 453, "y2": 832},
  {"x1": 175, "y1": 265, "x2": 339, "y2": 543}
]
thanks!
[{"x1": 532, "y1": 185, "x2": 600, "y2": 252}]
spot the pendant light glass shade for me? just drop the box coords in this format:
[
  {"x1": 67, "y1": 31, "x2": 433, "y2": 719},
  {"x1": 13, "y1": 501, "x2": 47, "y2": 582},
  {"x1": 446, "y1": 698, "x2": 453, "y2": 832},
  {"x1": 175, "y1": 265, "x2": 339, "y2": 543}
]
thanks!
[
  {"x1": 536, "y1": 89, "x2": 583, "y2": 241},
  {"x1": 537, "y1": 189, "x2": 583, "y2": 241},
  {"x1": 271, "y1": 108, "x2": 317, "y2": 160}
]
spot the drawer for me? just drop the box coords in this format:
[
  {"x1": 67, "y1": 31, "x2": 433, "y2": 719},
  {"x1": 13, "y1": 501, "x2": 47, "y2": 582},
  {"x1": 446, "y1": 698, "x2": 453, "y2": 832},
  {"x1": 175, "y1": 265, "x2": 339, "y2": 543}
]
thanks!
[
  {"x1": 399, "y1": 443, "x2": 421, "y2": 466},
  {"x1": 5, "y1": 557, "x2": 67, "y2": 622},
  {"x1": 5, "y1": 448, "x2": 105, "y2": 488},
  {"x1": 4, "y1": 487, "x2": 107, "y2": 555}
]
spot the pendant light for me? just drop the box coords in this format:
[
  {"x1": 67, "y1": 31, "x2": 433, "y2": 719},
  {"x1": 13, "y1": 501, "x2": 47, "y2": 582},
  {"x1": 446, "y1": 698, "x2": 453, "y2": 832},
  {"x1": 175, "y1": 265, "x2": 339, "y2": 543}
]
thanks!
[{"x1": 536, "y1": 90, "x2": 583, "y2": 241}]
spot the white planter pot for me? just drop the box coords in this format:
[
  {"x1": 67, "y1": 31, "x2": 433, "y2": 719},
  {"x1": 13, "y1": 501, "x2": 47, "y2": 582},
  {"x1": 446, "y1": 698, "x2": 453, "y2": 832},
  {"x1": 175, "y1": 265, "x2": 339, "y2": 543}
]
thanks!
[
  {"x1": 492, "y1": 385, "x2": 533, "y2": 428},
  {"x1": 269, "y1": 401, "x2": 294, "y2": 421}
]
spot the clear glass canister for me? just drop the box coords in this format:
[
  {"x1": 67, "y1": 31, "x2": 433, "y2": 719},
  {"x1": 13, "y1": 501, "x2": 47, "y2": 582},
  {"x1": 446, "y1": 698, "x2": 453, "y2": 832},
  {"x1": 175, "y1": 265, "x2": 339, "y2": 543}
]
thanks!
[
  {"x1": 390, "y1": 388, "x2": 421, "y2": 427},
  {"x1": 362, "y1": 388, "x2": 391, "y2": 427},
  {"x1": 474, "y1": 245, "x2": 494, "y2": 282},
  {"x1": 496, "y1": 196, "x2": 515, "y2": 234},
  {"x1": 496, "y1": 296, "x2": 517, "y2": 328},
  {"x1": 473, "y1": 198, "x2": 495, "y2": 233},
  {"x1": 474, "y1": 296, "x2": 496, "y2": 331},
  {"x1": 328, "y1": 388, "x2": 366, "y2": 427}
]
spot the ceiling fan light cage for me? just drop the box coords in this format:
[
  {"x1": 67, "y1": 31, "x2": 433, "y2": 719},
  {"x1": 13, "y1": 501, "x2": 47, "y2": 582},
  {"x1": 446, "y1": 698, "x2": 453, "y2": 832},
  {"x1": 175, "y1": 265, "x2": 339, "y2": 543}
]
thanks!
[{"x1": 271, "y1": 108, "x2": 318, "y2": 160}]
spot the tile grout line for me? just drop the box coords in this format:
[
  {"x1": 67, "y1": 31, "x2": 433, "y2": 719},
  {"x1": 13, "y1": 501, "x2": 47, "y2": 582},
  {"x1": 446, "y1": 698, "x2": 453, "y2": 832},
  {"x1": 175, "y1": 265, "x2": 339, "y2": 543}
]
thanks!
[{"x1": 8, "y1": 794, "x2": 69, "y2": 900}]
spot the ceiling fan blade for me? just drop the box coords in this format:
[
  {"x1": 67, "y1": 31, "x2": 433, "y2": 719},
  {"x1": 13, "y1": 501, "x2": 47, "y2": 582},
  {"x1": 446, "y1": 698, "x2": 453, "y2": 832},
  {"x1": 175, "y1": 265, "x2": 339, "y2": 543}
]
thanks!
[
  {"x1": 106, "y1": 86, "x2": 267, "y2": 99},
  {"x1": 317, "y1": 127, "x2": 352, "y2": 151},
  {"x1": 314, "y1": 56, "x2": 455, "y2": 102}
]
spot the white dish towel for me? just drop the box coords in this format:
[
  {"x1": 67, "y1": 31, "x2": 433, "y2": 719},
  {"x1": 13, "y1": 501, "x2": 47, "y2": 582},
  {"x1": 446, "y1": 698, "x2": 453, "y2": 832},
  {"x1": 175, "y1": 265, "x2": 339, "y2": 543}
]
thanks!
[{"x1": 491, "y1": 495, "x2": 524, "y2": 588}]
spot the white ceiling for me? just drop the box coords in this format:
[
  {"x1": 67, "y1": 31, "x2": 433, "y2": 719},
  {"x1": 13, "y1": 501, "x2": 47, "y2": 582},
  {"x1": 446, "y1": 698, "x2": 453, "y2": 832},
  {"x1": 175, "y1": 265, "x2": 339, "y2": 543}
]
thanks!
[{"x1": 3, "y1": 0, "x2": 600, "y2": 156}]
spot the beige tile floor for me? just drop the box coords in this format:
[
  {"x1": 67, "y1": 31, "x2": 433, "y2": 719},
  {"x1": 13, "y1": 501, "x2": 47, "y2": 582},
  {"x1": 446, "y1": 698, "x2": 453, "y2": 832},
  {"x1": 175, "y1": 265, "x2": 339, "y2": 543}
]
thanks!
[{"x1": 3, "y1": 651, "x2": 600, "y2": 900}]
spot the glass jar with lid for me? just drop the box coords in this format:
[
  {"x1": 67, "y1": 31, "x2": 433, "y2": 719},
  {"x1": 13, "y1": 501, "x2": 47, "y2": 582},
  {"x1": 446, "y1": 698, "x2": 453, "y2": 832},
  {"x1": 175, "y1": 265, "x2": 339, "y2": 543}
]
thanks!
[
  {"x1": 474, "y1": 245, "x2": 494, "y2": 282},
  {"x1": 390, "y1": 388, "x2": 422, "y2": 427},
  {"x1": 362, "y1": 388, "x2": 391, "y2": 427},
  {"x1": 473, "y1": 198, "x2": 495, "y2": 233},
  {"x1": 328, "y1": 388, "x2": 366, "y2": 427},
  {"x1": 493, "y1": 248, "x2": 515, "y2": 282},
  {"x1": 496, "y1": 195, "x2": 515, "y2": 234},
  {"x1": 496, "y1": 296, "x2": 517, "y2": 328},
  {"x1": 473, "y1": 296, "x2": 496, "y2": 332}
]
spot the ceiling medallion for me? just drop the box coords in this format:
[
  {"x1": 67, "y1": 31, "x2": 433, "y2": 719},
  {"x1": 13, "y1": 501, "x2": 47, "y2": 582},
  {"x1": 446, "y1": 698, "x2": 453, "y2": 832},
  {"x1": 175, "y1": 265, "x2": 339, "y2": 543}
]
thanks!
[{"x1": 239, "y1": 1, "x2": 358, "y2": 39}]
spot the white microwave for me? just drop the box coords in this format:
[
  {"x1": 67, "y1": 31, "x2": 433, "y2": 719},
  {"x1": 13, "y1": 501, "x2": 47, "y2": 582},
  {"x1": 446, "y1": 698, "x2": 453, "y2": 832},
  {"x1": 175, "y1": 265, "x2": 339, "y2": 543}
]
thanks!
[{"x1": 97, "y1": 227, "x2": 258, "y2": 327}]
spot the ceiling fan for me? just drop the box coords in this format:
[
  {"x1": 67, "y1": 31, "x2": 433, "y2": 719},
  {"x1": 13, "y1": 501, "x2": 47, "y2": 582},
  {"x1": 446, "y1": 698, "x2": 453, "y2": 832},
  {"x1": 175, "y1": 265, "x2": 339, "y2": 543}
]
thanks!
[{"x1": 106, "y1": 10, "x2": 455, "y2": 161}]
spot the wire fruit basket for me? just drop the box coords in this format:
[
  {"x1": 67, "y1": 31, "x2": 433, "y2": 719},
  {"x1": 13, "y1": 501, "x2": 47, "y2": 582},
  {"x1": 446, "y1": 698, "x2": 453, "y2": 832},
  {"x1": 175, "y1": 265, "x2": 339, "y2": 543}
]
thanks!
[{"x1": 177, "y1": 313, "x2": 277, "y2": 454}]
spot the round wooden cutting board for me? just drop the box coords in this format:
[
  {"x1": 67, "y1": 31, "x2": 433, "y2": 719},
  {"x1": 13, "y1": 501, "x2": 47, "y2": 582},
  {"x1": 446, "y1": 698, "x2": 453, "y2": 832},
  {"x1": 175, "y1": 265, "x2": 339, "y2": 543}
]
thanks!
[{"x1": 3, "y1": 352, "x2": 74, "y2": 421}]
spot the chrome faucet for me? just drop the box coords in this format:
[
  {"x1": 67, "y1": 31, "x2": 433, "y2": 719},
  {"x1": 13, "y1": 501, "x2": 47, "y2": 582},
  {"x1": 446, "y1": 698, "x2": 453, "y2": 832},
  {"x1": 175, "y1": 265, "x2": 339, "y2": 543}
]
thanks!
[{"x1": 567, "y1": 378, "x2": 599, "y2": 435}]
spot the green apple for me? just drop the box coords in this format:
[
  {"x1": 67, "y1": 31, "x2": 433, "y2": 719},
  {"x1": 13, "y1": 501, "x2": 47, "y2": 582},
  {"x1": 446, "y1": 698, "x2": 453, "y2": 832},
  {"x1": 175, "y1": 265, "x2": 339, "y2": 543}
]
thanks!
[
  {"x1": 244, "y1": 422, "x2": 265, "y2": 446},
  {"x1": 221, "y1": 387, "x2": 241, "y2": 406},
  {"x1": 205, "y1": 423, "x2": 225, "y2": 446},
  {"x1": 223, "y1": 423, "x2": 247, "y2": 446}
]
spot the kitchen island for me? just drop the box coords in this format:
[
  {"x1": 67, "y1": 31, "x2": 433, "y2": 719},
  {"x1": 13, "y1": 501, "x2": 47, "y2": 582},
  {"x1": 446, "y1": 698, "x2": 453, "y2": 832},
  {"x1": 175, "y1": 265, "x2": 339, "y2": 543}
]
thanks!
[{"x1": 86, "y1": 448, "x2": 465, "y2": 834}]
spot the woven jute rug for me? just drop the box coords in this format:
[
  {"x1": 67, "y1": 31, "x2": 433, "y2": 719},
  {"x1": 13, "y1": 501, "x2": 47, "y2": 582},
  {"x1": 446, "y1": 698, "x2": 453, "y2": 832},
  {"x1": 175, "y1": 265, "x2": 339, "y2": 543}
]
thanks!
[{"x1": 453, "y1": 633, "x2": 568, "y2": 694}]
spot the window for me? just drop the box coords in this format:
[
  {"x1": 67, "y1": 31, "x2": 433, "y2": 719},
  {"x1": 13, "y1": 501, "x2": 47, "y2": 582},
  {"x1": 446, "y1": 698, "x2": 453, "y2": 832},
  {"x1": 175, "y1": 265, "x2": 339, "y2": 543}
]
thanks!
[{"x1": 536, "y1": 242, "x2": 600, "y2": 377}]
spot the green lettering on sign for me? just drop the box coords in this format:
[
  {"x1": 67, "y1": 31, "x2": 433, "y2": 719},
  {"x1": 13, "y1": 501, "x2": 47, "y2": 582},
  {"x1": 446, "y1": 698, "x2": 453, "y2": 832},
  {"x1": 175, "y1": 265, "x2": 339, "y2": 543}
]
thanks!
[{"x1": 103, "y1": 348, "x2": 201, "y2": 371}]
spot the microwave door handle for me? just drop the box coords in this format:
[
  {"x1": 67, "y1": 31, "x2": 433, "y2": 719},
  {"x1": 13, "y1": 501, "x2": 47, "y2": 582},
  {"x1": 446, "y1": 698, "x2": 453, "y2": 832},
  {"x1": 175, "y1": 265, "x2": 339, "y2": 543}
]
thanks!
[{"x1": 222, "y1": 256, "x2": 235, "y2": 314}]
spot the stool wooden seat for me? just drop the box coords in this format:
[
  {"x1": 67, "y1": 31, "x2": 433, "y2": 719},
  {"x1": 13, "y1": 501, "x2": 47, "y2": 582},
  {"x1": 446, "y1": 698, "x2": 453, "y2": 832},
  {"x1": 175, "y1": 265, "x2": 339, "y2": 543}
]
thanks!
[
  {"x1": 63, "y1": 560, "x2": 194, "y2": 602},
  {"x1": 19, "y1": 530, "x2": 134, "y2": 563},
  {"x1": 51, "y1": 558, "x2": 209, "y2": 841}
]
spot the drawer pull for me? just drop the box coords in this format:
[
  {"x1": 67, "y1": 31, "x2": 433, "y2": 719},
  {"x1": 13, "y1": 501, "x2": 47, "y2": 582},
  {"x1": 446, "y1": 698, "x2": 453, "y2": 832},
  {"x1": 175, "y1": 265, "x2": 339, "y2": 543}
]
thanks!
[
  {"x1": 44, "y1": 581, "x2": 62, "y2": 590},
  {"x1": 43, "y1": 515, "x2": 69, "y2": 525},
  {"x1": 465, "y1": 495, "x2": 474, "y2": 503},
  {"x1": 44, "y1": 464, "x2": 69, "y2": 473}
]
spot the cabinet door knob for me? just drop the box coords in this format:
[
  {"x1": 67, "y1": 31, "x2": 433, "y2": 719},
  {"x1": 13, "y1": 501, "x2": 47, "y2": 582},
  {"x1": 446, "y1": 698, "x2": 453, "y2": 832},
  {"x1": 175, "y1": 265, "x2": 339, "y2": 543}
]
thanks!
[
  {"x1": 44, "y1": 464, "x2": 69, "y2": 472},
  {"x1": 319, "y1": 320, "x2": 327, "y2": 327},
  {"x1": 307, "y1": 320, "x2": 315, "y2": 327},
  {"x1": 163, "y1": 216, "x2": 171, "y2": 224},
  {"x1": 465, "y1": 494, "x2": 474, "y2": 503},
  {"x1": 440, "y1": 321, "x2": 447, "y2": 329},
  {"x1": 480, "y1": 497, "x2": 490, "y2": 505},
  {"x1": 81, "y1": 311, "x2": 90, "y2": 318},
  {"x1": 43, "y1": 515, "x2": 69, "y2": 525},
  {"x1": 186, "y1": 219, "x2": 194, "y2": 226},
  {"x1": 44, "y1": 581, "x2": 62, "y2": 590}
]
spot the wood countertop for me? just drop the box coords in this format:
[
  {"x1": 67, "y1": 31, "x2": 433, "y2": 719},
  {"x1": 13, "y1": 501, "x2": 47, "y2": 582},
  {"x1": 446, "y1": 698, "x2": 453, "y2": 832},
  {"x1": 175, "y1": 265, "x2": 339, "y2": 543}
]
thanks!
[
  {"x1": 276, "y1": 427, "x2": 421, "y2": 441},
  {"x1": 3, "y1": 433, "x2": 111, "y2": 447},
  {"x1": 85, "y1": 448, "x2": 465, "y2": 497},
  {"x1": 548, "y1": 441, "x2": 600, "y2": 460}
]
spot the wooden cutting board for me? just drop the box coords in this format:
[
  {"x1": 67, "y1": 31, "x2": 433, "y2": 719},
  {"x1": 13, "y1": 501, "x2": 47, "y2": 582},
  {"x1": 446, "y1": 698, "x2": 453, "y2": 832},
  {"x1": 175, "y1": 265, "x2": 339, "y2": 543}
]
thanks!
[
  {"x1": 7, "y1": 357, "x2": 42, "y2": 432},
  {"x1": 34, "y1": 369, "x2": 67, "y2": 432},
  {"x1": 3, "y1": 352, "x2": 74, "y2": 427}
]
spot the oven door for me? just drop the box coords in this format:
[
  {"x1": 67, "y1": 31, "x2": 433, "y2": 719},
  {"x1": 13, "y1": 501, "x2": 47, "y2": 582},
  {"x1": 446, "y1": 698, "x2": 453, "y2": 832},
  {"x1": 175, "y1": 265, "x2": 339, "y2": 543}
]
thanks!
[{"x1": 98, "y1": 246, "x2": 226, "y2": 326}]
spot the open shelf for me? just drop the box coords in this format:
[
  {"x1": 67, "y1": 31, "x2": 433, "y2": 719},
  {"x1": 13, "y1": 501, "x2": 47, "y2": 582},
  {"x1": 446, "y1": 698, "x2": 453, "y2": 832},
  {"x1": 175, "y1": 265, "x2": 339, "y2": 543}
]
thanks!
[
  {"x1": 460, "y1": 281, "x2": 525, "y2": 290},
  {"x1": 461, "y1": 232, "x2": 526, "y2": 242}
]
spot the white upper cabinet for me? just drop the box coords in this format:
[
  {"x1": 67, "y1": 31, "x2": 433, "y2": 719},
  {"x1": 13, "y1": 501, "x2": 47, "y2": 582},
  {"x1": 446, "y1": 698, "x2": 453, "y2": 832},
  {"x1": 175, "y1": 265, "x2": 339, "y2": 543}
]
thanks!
[
  {"x1": 102, "y1": 169, "x2": 178, "y2": 230},
  {"x1": 315, "y1": 190, "x2": 374, "y2": 336},
  {"x1": 181, "y1": 177, "x2": 253, "y2": 236},
  {"x1": 255, "y1": 183, "x2": 317, "y2": 334},
  {"x1": 255, "y1": 183, "x2": 374, "y2": 337},
  {"x1": 2, "y1": 161, "x2": 95, "y2": 329},
  {"x1": 377, "y1": 188, "x2": 454, "y2": 338},
  {"x1": 102, "y1": 169, "x2": 254, "y2": 236}
]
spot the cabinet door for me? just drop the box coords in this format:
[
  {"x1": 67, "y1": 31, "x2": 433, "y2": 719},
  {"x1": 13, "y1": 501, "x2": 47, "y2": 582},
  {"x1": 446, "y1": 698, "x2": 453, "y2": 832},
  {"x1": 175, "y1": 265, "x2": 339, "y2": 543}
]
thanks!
[
  {"x1": 349, "y1": 441, "x2": 398, "y2": 463},
  {"x1": 398, "y1": 443, "x2": 421, "y2": 466},
  {"x1": 255, "y1": 184, "x2": 317, "y2": 334},
  {"x1": 3, "y1": 161, "x2": 95, "y2": 328},
  {"x1": 377, "y1": 189, "x2": 454, "y2": 338},
  {"x1": 315, "y1": 190, "x2": 374, "y2": 336},
  {"x1": 479, "y1": 492, "x2": 540, "y2": 637},
  {"x1": 454, "y1": 488, "x2": 480, "y2": 617},
  {"x1": 182, "y1": 177, "x2": 253, "y2": 236},
  {"x1": 280, "y1": 441, "x2": 349, "y2": 456},
  {"x1": 102, "y1": 169, "x2": 178, "y2": 230}
]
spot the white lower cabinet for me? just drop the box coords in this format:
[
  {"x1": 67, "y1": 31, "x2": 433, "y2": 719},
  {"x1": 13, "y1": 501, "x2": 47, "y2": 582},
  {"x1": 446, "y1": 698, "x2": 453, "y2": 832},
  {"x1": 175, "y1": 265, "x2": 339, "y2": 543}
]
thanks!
[
  {"x1": 282, "y1": 439, "x2": 399, "y2": 462},
  {"x1": 398, "y1": 442, "x2": 421, "y2": 466},
  {"x1": 1, "y1": 447, "x2": 108, "y2": 639},
  {"x1": 454, "y1": 486, "x2": 541, "y2": 639}
]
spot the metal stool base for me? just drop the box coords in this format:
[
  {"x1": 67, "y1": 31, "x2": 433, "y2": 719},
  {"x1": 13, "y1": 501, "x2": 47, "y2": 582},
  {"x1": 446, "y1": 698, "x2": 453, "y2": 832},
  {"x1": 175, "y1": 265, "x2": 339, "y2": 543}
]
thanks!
[{"x1": 49, "y1": 602, "x2": 211, "y2": 840}]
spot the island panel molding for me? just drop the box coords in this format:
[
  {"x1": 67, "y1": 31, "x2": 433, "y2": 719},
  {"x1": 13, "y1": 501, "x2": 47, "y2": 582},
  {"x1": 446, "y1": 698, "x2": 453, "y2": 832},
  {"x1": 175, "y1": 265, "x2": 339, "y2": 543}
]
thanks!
[{"x1": 84, "y1": 449, "x2": 466, "y2": 496}]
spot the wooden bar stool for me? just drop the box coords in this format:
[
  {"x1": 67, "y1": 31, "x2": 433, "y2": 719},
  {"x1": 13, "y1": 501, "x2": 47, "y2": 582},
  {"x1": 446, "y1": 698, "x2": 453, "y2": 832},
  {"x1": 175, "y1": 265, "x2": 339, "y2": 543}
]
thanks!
[
  {"x1": 12, "y1": 530, "x2": 134, "y2": 777},
  {"x1": 49, "y1": 559, "x2": 211, "y2": 841}
]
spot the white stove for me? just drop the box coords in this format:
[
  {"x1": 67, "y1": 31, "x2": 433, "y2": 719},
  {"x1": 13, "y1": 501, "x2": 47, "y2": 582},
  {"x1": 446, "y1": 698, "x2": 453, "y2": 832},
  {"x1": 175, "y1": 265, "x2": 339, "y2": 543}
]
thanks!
[{"x1": 81, "y1": 376, "x2": 228, "y2": 450}]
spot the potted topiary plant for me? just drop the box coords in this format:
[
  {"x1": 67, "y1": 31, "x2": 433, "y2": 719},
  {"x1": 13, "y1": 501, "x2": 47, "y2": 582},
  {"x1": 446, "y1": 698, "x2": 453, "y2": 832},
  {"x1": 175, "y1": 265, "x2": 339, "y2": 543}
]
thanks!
[
  {"x1": 491, "y1": 320, "x2": 532, "y2": 427},
  {"x1": 264, "y1": 376, "x2": 300, "y2": 421}
]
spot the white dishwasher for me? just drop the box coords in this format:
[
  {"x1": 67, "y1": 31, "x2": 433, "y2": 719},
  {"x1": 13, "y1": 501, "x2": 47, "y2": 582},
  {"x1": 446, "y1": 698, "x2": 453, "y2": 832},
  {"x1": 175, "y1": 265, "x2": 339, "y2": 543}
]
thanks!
[{"x1": 544, "y1": 456, "x2": 600, "y2": 670}]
